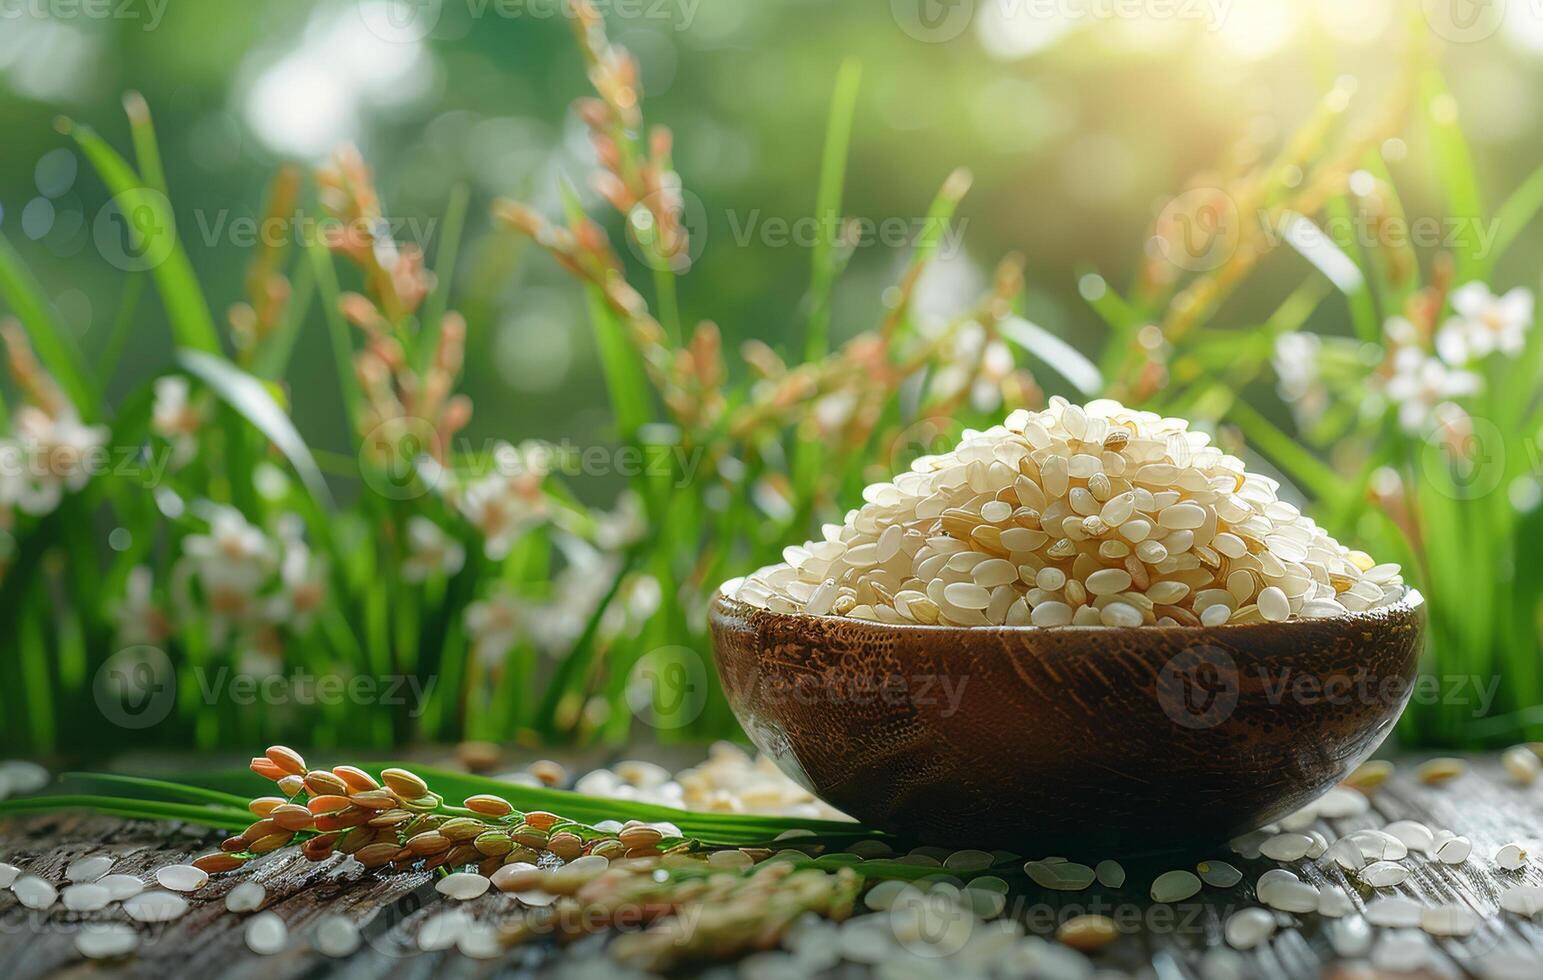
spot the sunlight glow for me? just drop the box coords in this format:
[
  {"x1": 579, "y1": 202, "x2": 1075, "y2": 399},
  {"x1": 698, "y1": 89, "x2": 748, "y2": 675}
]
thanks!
[{"x1": 243, "y1": 1, "x2": 431, "y2": 159}]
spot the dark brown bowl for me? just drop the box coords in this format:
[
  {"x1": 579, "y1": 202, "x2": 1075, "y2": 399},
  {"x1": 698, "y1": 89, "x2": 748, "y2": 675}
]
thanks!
[{"x1": 710, "y1": 589, "x2": 1425, "y2": 853}]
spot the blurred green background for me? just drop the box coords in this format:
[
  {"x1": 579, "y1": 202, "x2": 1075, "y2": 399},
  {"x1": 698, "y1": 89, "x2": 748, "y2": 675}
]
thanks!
[{"x1": 4, "y1": 0, "x2": 1540, "y2": 502}]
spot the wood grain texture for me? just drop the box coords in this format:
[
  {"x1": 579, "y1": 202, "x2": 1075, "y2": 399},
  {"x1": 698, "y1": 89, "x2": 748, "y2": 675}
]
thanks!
[{"x1": 711, "y1": 591, "x2": 1426, "y2": 850}]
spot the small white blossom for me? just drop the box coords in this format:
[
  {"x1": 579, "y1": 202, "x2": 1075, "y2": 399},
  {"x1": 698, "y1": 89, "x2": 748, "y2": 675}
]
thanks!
[
  {"x1": 183, "y1": 506, "x2": 277, "y2": 580},
  {"x1": 274, "y1": 518, "x2": 326, "y2": 630},
  {"x1": 403, "y1": 517, "x2": 466, "y2": 583},
  {"x1": 465, "y1": 586, "x2": 521, "y2": 667},
  {"x1": 1436, "y1": 283, "x2": 1532, "y2": 364},
  {"x1": 110, "y1": 566, "x2": 170, "y2": 648},
  {"x1": 593, "y1": 491, "x2": 646, "y2": 551},
  {"x1": 1273, "y1": 332, "x2": 1327, "y2": 425},
  {"x1": 1385, "y1": 346, "x2": 1481, "y2": 433},
  {"x1": 178, "y1": 505, "x2": 278, "y2": 645},
  {"x1": 456, "y1": 442, "x2": 548, "y2": 561},
  {"x1": 150, "y1": 376, "x2": 202, "y2": 467},
  {"x1": 0, "y1": 406, "x2": 110, "y2": 517}
]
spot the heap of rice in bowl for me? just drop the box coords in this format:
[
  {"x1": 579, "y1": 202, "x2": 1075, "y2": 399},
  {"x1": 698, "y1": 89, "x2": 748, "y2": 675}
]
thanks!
[{"x1": 723, "y1": 399, "x2": 1403, "y2": 628}]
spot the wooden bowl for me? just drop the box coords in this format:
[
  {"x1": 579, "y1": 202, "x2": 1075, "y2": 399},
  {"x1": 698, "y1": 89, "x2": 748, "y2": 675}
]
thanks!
[{"x1": 710, "y1": 589, "x2": 1424, "y2": 852}]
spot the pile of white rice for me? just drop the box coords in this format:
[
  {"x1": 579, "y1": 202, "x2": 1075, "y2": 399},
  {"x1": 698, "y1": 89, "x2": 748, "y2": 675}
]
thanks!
[{"x1": 723, "y1": 399, "x2": 1403, "y2": 627}]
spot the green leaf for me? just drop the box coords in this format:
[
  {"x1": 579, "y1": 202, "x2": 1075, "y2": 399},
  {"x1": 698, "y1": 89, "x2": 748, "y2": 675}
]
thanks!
[
  {"x1": 805, "y1": 57, "x2": 862, "y2": 361},
  {"x1": 0, "y1": 795, "x2": 250, "y2": 831},
  {"x1": 251, "y1": 259, "x2": 314, "y2": 381},
  {"x1": 123, "y1": 92, "x2": 169, "y2": 198},
  {"x1": 60, "y1": 117, "x2": 223, "y2": 355},
  {"x1": 0, "y1": 233, "x2": 96, "y2": 416},
  {"x1": 558, "y1": 180, "x2": 653, "y2": 438},
  {"x1": 60, "y1": 772, "x2": 252, "y2": 810},
  {"x1": 1226, "y1": 399, "x2": 1342, "y2": 505},
  {"x1": 999, "y1": 316, "x2": 1102, "y2": 396},
  {"x1": 419, "y1": 181, "x2": 471, "y2": 370},
  {"x1": 1309, "y1": 202, "x2": 1379, "y2": 344},
  {"x1": 1488, "y1": 164, "x2": 1543, "y2": 268},
  {"x1": 94, "y1": 275, "x2": 145, "y2": 395},
  {"x1": 176, "y1": 349, "x2": 335, "y2": 510},
  {"x1": 1421, "y1": 71, "x2": 1486, "y2": 284},
  {"x1": 306, "y1": 235, "x2": 365, "y2": 447}
]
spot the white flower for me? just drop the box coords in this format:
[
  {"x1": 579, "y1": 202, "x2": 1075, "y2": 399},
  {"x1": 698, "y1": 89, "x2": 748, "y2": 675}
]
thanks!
[
  {"x1": 151, "y1": 376, "x2": 202, "y2": 467},
  {"x1": 1385, "y1": 346, "x2": 1481, "y2": 433},
  {"x1": 179, "y1": 505, "x2": 278, "y2": 644},
  {"x1": 403, "y1": 516, "x2": 466, "y2": 583},
  {"x1": 275, "y1": 520, "x2": 327, "y2": 630},
  {"x1": 1272, "y1": 331, "x2": 1327, "y2": 425},
  {"x1": 1436, "y1": 283, "x2": 1532, "y2": 364},
  {"x1": 465, "y1": 586, "x2": 522, "y2": 667},
  {"x1": 0, "y1": 406, "x2": 110, "y2": 516},
  {"x1": 183, "y1": 505, "x2": 277, "y2": 578},
  {"x1": 456, "y1": 442, "x2": 549, "y2": 560},
  {"x1": 971, "y1": 339, "x2": 1015, "y2": 413},
  {"x1": 593, "y1": 491, "x2": 645, "y2": 551},
  {"x1": 111, "y1": 566, "x2": 171, "y2": 648}
]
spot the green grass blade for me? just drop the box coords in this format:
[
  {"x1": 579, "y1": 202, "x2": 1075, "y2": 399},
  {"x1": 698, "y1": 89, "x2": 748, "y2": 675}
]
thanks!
[
  {"x1": 19, "y1": 597, "x2": 54, "y2": 750},
  {"x1": 177, "y1": 349, "x2": 335, "y2": 510},
  {"x1": 1420, "y1": 70, "x2": 1486, "y2": 283},
  {"x1": 1317, "y1": 199, "x2": 1379, "y2": 344},
  {"x1": 59, "y1": 117, "x2": 223, "y2": 355},
  {"x1": 122, "y1": 92, "x2": 169, "y2": 198},
  {"x1": 0, "y1": 795, "x2": 250, "y2": 830},
  {"x1": 251, "y1": 258, "x2": 314, "y2": 381},
  {"x1": 420, "y1": 181, "x2": 470, "y2": 366},
  {"x1": 306, "y1": 235, "x2": 365, "y2": 447},
  {"x1": 557, "y1": 180, "x2": 653, "y2": 437},
  {"x1": 804, "y1": 57, "x2": 862, "y2": 361},
  {"x1": 1488, "y1": 164, "x2": 1543, "y2": 267},
  {"x1": 0, "y1": 233, "x2": 96, "y2": 415},
  {"x1": 999, "y1": 316, "x2": 1102, "y2": 397},
  {"x1": 1226, "y1": 399, "x2": 1342, "y2": 505},
  {"x1": 59, "y1": 772, "x2": 253, "y2": 809},
  {"x1": 94, "y1": 275, "x2": 145, "y2": 394}
]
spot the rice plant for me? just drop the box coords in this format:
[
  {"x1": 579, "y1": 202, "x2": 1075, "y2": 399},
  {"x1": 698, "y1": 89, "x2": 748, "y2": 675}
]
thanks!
[{"x1": 0, "y1": 3, "x2": 1536, "y2": 754}]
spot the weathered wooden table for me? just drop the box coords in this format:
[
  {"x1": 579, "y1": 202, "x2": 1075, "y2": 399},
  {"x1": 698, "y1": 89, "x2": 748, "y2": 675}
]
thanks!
[{"x1": 2, "y1": 751, "x2": 1541, "y2": 979}]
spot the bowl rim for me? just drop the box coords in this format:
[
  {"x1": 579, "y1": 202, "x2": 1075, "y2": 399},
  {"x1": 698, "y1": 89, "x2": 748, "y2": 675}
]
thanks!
[{"x1": 711, "y1": 584, "x2": 1424, "y2": 637}]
